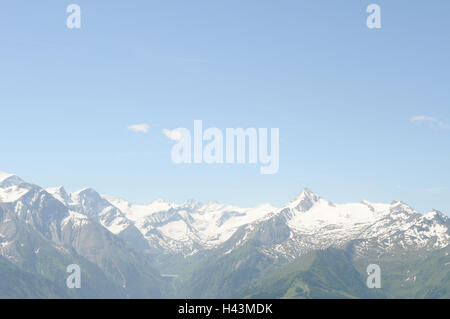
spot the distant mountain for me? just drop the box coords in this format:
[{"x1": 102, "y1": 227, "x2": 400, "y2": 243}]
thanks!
[
  {"x1": 0, "y1": 172, "x2": 162, "y2": 298},
  {"x1": 169, "y1": 190, "x2": 448, "y2": 298},
  {"x1": 103, "y1": 195, "x2": 277, "y2": 256},
  {"x1": 46, "y1": 186, "x2": 151, "y2": 253},
  {"x1": 46, "y1": 182, "x2": 449, "y2": 264},
  {"x1": 0, "y1": 171, "x2": 448, "y2": 298}
]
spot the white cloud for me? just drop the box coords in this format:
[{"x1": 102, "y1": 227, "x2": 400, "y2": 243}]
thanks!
[
  {"x1": 425, "y1": 187, "x2": 448, "y2": 194},
  {"x1": 128, "y1": 124, "x2": 150, "y2": 133},
  {"x1": 410, "y1": 115, "x2": 436, "y2": 122},
  {"x1": 410, "y1": 116, "x2": 450, "y2": 129},
  {"x1": 162, "y1": 129, "x2": 184, "y2": 142}
]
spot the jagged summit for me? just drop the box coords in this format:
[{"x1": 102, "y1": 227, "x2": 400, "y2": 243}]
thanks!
[
  {"x1": 0, "y1": 171, "x2": 15, "y2": 182},
  {"x1": 70, "y1": 187, "x2": 106, "y2": 205},
  {"x1": 286, "y1": 188, "x2": 320, "y2": 212},
  {"x1": 45, "y1": 185, "x2": 68, "y2": 193},
  {"x1": 182, "y1": 198, "x2": 202, "y2": 209},
  {"x1": 73, "y1": 187, "x2": 98, "y2": 195},
  {"x1": 46, "y1": 186, "x2": 70, "y2": 202},
  {"x1": 0, "y1": 171, "x2": 23, "y2": 186},
  {"x1": 424, "y1": 209, "x2": 448, "y2": 222},
  {"x1": 0, "y1": 172, "x2": 30, "y2": 202}
]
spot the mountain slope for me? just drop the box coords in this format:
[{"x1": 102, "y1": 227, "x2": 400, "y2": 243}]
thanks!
[
  {"x1": 0, "y1": 255, "x2": 71, "y2": 299},
  {"x1": 0, "y1": 173, "x2": 162, "y2": 298},
  {"x1": 174, "y1": 240, "x2": 279, "y2": 298},
  {"x1": 239, "y1": 248, "x2": 384, "y2": 299},
  {"x1": 350, "y1": 242, "x2": 450, "y2": 298},
  {"x1": 46, "y1": 186, "x2": 151, "y2": 253}
]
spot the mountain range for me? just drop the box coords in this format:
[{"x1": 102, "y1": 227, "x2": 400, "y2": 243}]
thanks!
[{"x1": 0, "y1": 171, "x2": 448, "y2": 298}]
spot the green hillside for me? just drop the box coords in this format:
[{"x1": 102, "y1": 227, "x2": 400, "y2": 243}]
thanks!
[
  {"x1": 0, "y1": 255, "x2": 71, "y2": 298},
  {"x1": 239, "y1": 248, "x2": 384, "y2": 299}
]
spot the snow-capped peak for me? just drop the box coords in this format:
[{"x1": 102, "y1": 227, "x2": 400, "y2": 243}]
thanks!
[
  {"x1": 388, "y1": 200, "x2": 418, "y2": 220},
  {"x1": 390, "y1": 200, "x2": 415, "y2": 210},
  {"x1": 0, "y1": 172, "x2": 23, "y2": 187},
  {"x1": 0, "y1": 171, "x2": 15, "y2": 183},
  {"x1": 182, "y1": 199, "x2": 202, "y2": 210},
  {"x1": 46, "y1": 186, "x2": 71, "y2": 205},
  {"x1": 70, "y1": 187, "x2": 105, "y2": 206},
  {"x1": 286, "y1": 188, "x2": 320, "y2": 212},
  {"x1": 424, "y1": 210, "x2": 448, "y2": 223},
  {"x1": 0, "y1": 172, "x2": 30, "y2": 203},
  {"x1": 73, "y1": 187, "x2": 98, "y2": 196}
]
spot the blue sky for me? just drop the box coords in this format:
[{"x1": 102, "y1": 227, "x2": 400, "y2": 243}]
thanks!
[{"x1": 0, "y1": 1, "x2": 449, "y2": 214}]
